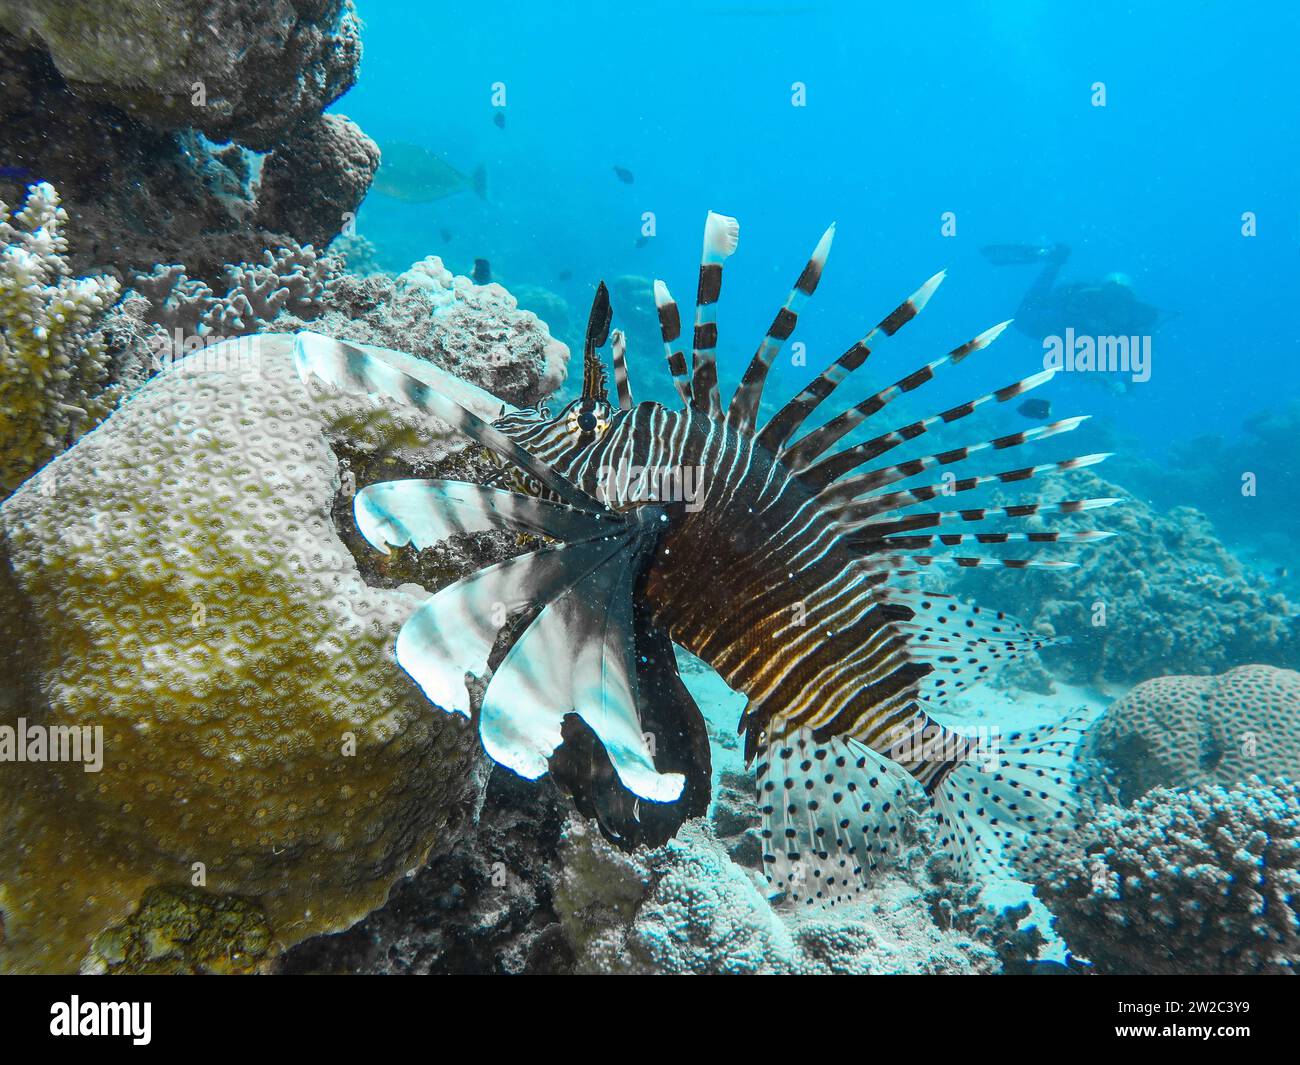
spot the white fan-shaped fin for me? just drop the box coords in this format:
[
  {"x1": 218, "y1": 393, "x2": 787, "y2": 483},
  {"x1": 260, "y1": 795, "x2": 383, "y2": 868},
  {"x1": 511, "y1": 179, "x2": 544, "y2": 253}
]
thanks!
[{"x1": 354, "y1": 479, "x2": 618, "y2": 555}]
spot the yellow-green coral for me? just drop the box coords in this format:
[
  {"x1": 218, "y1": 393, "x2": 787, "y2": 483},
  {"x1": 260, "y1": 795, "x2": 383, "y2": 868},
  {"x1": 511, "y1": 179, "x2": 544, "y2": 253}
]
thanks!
[
  {"x1": 0, "y1": 335, "x2": 488, "y2": 973},
  {"x1": 85, "y1": 885, "x2": 272, "y2": 975},
  {"x1": 0, "y1": 182, "x2": 122, "y2": 494}
]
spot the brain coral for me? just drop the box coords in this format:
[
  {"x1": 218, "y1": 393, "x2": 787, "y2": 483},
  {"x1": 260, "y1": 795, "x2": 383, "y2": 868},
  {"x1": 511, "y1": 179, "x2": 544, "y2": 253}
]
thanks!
[
  {"x1": 0, "y1": 182, "x2": 127, "y2": 495},
  {"x1": 1040, "y1": 778, "x2": 1300, "y2": 974},
  {"x1": 1086, "y1": 665, "x2": 1300, "y2": 803},
  {"x1": 0, "y1": 334, "x2": 502, "y2": 973},
  {"x1": 954, "y1": 469, "x2": 1299, "y2": 686}
]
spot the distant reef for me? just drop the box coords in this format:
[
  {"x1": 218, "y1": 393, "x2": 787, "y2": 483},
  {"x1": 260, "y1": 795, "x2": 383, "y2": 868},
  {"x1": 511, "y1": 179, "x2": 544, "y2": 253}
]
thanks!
[
  {"x1": 953, "y1": 469, "x2": 1300, "y2": 687},
  {"x1": 0, "y1": 1, "x2": 377, "y2": 283}
]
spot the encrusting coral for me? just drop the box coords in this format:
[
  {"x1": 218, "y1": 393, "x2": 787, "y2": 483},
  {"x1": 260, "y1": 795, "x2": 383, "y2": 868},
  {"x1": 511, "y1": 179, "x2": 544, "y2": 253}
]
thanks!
[
  {"x1": 1039, "y1": 778, "x2": 1300, "y2": 974},
  {"x1": 0, "y1": 182, "x2": 137, "y2": 495},
  {"x1": 1086, "y1": 664, "x2": 1300, "y2": 802},
  {"x1": 0, "y1": 333, "x2": 529, "y2": 973}
]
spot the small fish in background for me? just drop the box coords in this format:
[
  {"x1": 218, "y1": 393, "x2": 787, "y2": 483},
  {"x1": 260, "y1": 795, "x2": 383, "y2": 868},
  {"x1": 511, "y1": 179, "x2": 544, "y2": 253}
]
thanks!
[
  {"x1": 1017, "y1": 397, "x2": 1052, "y2": 420},
  {"x1": 439, "y1": 227, "x2": 453, "y2": 243},
  {"x1": 471, "y1": 258, "x2": 492, "y2": 284},
  {"x1": 613, "y1": 166, "x2": 635, "y2": 184},
  {"x1": 493, "y1": 111, "x2": 506, "y2": 130},
  {"x1": 558, "y1": 269, "x2": 573, "y2": 281},
  {"x1": 634, "y1": 235, "x2": 650, "y2": 249},
  {"x1": 0, "y1": 165, "x2": 31, "y2": 181},
  {"x1": 372, "y1": 141, "x2": 487, "y2": 203}
]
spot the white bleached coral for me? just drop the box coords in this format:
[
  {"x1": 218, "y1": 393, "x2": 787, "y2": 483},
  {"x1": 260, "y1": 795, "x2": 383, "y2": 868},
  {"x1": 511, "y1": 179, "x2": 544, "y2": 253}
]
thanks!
[{"x1": 0, "y1": 182, "x2": 123, "y2": 493}]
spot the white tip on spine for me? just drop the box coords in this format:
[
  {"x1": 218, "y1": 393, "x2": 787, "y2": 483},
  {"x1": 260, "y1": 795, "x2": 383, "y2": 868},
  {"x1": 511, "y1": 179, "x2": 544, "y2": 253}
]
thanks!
[
  {"x1": 978, "y1": 319, "x2": 1014, "y2": 346},
  {"x1": 912, "y1": 269, "x2": 946, "y2": 312},
  {"x1": 812, "y1": 222, "x2": 836, "y2": 266},
  {"x1": 702, "y1": 211, "x2": 741, "y2": 263},
  {"x1": 653, "y1": 279, "x2": 673, "y2": 307}
]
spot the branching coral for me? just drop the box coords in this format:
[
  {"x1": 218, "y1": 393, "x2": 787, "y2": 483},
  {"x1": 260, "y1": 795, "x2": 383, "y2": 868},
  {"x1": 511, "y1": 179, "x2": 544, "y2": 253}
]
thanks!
[
  {"x1": 1086, "y1": 665, "x2": 1300, "y2": 802},
  {"x1": 0, "y1": 182, "x2": 124, "y2": 494},
  {"x1": 1040, "y1": 778, "x2": 1300, "y2": 974},
  {"x1": 131, "y1": 242, "x2": 343, "y2": 339}
]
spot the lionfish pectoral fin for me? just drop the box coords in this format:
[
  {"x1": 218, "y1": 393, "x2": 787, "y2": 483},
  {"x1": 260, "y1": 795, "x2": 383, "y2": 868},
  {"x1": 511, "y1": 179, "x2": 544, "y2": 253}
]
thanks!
[
  {"x1": 480, "y1": 544, "x2": 685, "y2": 803},
  {"x1": 292, "y1": 331, "x2": 603, "y2": 512},
  {"x1": 353, "y1": 479, "x2": 619, "y2": 555},
  {"x1": 757, "y1": 729, "x2": 916, "y2": 907},
  {"x1": 396, "y1": 538, "x2": 618, "y2": 718}
]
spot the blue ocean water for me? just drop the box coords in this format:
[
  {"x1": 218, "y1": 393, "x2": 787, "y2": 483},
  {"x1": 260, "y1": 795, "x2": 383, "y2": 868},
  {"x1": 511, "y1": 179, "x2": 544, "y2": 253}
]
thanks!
[{"x1": 339, "y1": 0, "x2": 1300, "y2": 479}]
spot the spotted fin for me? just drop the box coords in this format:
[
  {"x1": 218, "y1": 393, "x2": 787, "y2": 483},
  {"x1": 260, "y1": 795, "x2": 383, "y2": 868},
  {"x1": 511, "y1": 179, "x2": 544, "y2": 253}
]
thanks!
[{"x1": 758, "y1": 729, "x2": 914, "y2": 907}]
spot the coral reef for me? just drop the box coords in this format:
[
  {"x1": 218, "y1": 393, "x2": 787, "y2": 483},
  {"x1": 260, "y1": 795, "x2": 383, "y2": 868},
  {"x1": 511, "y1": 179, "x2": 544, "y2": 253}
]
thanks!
[
  {"x1": 277, "y1": 768, "x2": 574, "y2": 974},
  {"x1": 84, "y1": 886, "x2": 273, "y2": 975},
  {"x1": 258, "y1": 114, "x2": 381, "y2": 249},
  {"x1": 0, "y1": 3, "x2": 374, "y2": 280},
  {"x1": 0, "y1": 334, "x2": 503, "y2": 973},
  {"x1": 276, "y1": 257, "x2": 569, "y2": 407},
  {"x1": 1040, "y1": 778, "x2": 1300, "y2": 974},
  {"x1": 0, "y1": 182, "x2": 149, "y2": 495},
  {"x1": 131, "y1": 242, "x2": 343, "y2": 339},
  {"x1": 954, "y1": 469, "x2": 1299, "y2": 686},
  {"x1": 552, "y1": 818, "x2": 1004, "y2": 975},
  {"x1": 1086, "y1": 665, "x2": 1300, "y2": 802}
]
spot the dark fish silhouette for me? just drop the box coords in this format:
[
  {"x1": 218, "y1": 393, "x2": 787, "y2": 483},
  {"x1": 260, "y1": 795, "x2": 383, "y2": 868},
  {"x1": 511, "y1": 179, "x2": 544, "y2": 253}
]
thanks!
[
  {"x1": 440, "y1": 227, "x2": 453, "y2": 243},
  {"x1": 472, "y1": 258, "x2": 492, "y2": 285},
  {"x1": 1017, "y1": 398, "x2": 1052, "y2": 420},
  {"x1": 558, "y1": 269, "x2": 573, "y2": 281},
  {"x1": 613, "y1": 166, "x2": 635, "y2": 184},
  {"x1": 0, "y1": 165, "x2": 31, "y2": 181},
  {"x1": 493, "y1": 111, "x2": 506, "y2": 130},
  {"x1": 635, "y1": 235, "x2": 650, "y2": 248}
]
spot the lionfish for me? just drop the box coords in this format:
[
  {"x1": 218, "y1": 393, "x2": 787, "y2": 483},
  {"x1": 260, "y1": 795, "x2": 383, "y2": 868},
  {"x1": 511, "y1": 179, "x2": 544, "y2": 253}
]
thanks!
[{"x1": 293, "y1": 212, "x2": 1116, "y2": 904}]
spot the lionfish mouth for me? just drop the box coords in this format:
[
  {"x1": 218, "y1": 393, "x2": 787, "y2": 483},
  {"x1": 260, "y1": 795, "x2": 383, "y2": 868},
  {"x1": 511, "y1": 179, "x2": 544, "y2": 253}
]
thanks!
[{"x1": 293, "y1": 210, "x2": 1116, "y2": 904}]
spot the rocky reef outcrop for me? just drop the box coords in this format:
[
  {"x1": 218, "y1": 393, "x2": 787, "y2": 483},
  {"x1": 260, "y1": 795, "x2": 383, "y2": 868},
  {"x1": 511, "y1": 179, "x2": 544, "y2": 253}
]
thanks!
[
  {"x1": 0, "y1": 2, "x2": 376, "y2": 281},
  {"x1": 1040, "y1": 778, "x2": 1300, "y2": 974}
]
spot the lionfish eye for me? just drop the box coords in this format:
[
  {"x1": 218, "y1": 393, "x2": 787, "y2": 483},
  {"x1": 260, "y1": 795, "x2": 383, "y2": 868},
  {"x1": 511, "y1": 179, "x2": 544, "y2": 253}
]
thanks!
[{"x1": 577, "y1": 411, "x2": 597, "y2": 432}]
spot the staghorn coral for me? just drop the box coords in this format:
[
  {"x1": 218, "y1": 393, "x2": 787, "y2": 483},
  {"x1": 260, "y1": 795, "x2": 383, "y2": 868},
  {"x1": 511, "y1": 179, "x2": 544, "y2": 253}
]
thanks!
[
  {"x1": 1040, "y1": 778, "x2": 1300, "y2": 974},
  {"x1": 1086, "y1": 665, "x2": 1300, "y2": 803},
  {"x1": 954, "y1": 469, "x2": 1299, "y2": 686},
  {"x1": 0, "y1": 334, "x2": 503, "y2": 973},
  {"x1": 276, "y1": 256, "x2": 569, "y2": 407},
  {"x1": 0, "y1": 181, "x2": 141, "y2": 495},
  {"x1": 131, "y1": 242, "x2": 343, "y2": 339}
]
